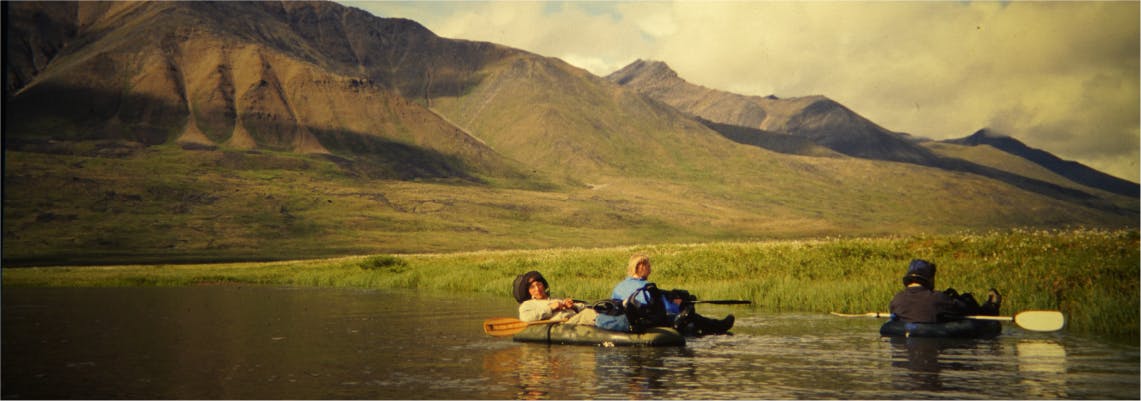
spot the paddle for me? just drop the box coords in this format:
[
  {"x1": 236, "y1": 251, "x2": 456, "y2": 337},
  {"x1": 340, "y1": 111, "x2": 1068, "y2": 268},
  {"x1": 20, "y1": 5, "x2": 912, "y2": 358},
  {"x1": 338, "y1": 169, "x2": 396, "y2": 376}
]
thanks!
[
  {"x1": 483, "y1": 300, "x2": 750, "y2": 337},
  {"x1": 690, "y1": 300, "x2": 752, "y2": 305},
  {"x1": 581, "y1": 299, "x2": 752, "y2": 305},
  {"x1": 483, "y1": 317, "x2": 567, "y2": 337},
  {"x1": 830, "y1": 310, "x2": 1065, "y2": 332}
]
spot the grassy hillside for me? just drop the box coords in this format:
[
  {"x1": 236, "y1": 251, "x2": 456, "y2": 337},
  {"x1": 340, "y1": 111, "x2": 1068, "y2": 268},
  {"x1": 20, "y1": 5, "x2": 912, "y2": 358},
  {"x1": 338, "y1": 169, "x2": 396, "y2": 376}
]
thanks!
[
  {"x1": 5, "y1": 229, "x2": 1136, "y2": 339},
  {"x1": 4, "y1": 138, "x2": 1135, "y2": 266}
]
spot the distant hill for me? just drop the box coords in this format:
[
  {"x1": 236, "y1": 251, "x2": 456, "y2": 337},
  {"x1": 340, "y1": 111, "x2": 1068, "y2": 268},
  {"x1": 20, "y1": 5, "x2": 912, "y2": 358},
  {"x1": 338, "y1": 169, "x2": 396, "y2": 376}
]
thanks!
[
  {"x1": 606, "y1": 59, "x2": 937, "y2": 164},
  {"x1": 946, "y1": 129, "x2": 1139, "y2": 197},
  {"x1": 606, "y1": 59, "x2": 1135, "y2": 209},
  {"x1": 3, "y1": 1, "x2": 1135, "y2": 265}
]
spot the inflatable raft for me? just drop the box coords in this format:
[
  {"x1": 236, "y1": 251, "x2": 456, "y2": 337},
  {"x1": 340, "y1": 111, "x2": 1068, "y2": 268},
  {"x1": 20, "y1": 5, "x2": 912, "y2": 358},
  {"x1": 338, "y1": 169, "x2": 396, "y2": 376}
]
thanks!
[
  {"x1": 513, "y1": 323, "x2": 686, "y2": 347},
  {"x1": 880, "y1": 319, "x2": 1002, "y2": 338}
]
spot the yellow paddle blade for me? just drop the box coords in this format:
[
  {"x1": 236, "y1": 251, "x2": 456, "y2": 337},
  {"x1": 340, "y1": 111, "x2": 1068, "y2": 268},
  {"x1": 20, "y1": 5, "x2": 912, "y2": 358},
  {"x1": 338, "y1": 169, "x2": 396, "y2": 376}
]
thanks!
[{"x1": 1013, "y1": 310, "x2": 1065, "y2": 332}]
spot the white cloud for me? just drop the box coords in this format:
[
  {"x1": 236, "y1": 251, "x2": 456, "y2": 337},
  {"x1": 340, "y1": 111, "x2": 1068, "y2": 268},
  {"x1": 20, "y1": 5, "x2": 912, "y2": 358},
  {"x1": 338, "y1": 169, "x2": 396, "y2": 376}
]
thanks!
[{"x1": 634, "y1": 12, "x2": 678, "y2": 38}]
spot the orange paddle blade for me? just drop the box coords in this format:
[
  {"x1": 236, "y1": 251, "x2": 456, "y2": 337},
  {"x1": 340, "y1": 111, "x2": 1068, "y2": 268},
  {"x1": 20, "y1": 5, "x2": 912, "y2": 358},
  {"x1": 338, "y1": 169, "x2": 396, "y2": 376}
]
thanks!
[
  {"x1": 483, "y1": 317, "x2": 531, "y2": 337},
  {"x1": 483, "y1": 317, "x2": 566, "y2": 337}
]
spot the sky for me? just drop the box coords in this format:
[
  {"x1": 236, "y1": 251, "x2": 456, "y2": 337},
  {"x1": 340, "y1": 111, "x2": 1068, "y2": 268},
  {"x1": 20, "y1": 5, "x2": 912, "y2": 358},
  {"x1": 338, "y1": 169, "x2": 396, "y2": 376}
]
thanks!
[{"x1": 343, "y1": 1, "x2": 1140, "y2": 182}]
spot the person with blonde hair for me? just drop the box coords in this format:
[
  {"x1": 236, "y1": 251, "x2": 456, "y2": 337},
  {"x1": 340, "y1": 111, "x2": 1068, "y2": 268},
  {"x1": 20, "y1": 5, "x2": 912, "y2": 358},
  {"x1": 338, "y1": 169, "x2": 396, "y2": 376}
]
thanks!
[{"x1": 610, "y1": 254, "x2": 734, "y2": 335}]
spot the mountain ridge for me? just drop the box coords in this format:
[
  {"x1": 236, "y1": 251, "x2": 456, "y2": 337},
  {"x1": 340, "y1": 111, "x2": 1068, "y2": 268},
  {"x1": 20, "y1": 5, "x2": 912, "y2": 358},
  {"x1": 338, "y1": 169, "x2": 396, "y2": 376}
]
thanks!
[
  {"x1": 3, "y1": 1, "x2": 1135, "y2": 265},
  {"x1": 606, "y1": 58, "x2": 1137, "y2": 203},
  {"x1": 5, "y1": 1, "x2": 531, "y2": 182},
  {"x1": 606, "y1": 59, "x2": 939, "y2": 165},
  {"x1": 946, "y1": 129, "x2": 1139, "y2": 197}
]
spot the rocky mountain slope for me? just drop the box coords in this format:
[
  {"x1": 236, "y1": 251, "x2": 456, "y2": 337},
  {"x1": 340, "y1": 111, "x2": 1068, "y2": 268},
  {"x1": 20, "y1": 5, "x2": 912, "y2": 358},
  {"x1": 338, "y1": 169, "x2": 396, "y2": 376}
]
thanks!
[
  {"x1": 607, "y1": 59, "x2": 1136, "y2": 207},
  {"x1": 5, "y1": 1, "x2": 524, "y2": 181},
  {"x1": 606, "y1": 59, "x2": 937, "y2": 164},
  {"x1": 3, "y1": 1, "x2": 1135, "y2": 265}
]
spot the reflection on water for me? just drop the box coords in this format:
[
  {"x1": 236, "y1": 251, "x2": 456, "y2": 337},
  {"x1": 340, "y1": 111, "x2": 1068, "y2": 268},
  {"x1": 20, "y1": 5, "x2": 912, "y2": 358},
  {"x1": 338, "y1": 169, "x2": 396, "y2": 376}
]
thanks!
[
  {"x1": 482, "y1": 341, "x2": 698, "y2": 399},
  {"x1": 3, "y1": 287, "x2": 1138, "y2": 399},
  {"x1": 887, "y1": 336, "x2": 1005, "y2": 397},
  {"x1": 483, "y1": 344, "x2": 598, "y2": 399},
  {"x1": 888, "y1": 337, "x2": 990, "y2": 391},
  {"x1": 1017, "y1": 340, "x2": 1067, "y2": 398}
]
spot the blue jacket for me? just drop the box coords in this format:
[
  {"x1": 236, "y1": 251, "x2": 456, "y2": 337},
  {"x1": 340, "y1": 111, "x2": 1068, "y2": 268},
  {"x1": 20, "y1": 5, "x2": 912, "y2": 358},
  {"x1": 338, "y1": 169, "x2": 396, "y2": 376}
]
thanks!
[{"x1": 611, "y1": 277, "x2": 681, "y2": 315}]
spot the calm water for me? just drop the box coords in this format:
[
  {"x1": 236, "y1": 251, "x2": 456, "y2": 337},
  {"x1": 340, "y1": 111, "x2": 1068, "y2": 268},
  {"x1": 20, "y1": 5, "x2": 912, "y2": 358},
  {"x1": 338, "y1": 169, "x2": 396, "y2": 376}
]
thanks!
[{"x1": 2, "y1": 286, "x2": 1137, "y2": 399}]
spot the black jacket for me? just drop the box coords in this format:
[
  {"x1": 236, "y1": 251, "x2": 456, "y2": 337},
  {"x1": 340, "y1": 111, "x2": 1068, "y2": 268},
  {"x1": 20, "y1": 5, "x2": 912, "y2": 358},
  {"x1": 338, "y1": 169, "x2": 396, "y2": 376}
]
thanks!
[{"x1": 889, "y1": 286, "x2": 977, "y2": 323}]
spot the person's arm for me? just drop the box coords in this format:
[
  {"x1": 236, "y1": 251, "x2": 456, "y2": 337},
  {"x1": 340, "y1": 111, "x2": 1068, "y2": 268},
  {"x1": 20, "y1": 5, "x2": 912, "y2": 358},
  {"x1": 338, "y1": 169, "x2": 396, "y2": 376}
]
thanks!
[
  {"x1": 888, "y1": 293, "x2": 902, "y2": 320},
  {"x1": 934, "y1": 292, "x2": 973, "y2": 320},
  {"x1": 519, "y1": 299, "x2": 554, "y2": 322},
  {"x1": 520, "y1": 298, "x2": 575, "y2": 321},
  {"x1": 662, "y1": 294, "x2": 681, "y2": 315}
]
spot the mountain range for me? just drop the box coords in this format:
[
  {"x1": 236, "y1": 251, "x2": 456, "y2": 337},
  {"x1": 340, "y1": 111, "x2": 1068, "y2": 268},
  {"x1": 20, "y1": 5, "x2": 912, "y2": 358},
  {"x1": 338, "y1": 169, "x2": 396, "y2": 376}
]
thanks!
[{"x1": 3, "y1": 1, "x2": 1136, "y2": 265}]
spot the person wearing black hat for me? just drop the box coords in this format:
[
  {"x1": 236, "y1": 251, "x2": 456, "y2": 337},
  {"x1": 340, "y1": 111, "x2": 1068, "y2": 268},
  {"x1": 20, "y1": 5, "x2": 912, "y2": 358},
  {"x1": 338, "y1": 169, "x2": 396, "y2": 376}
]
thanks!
[
  {"x1": 513, "y1": 270, "x2": 598, "y2": 325},
  {"x1": 889, "y1": 259, "x2": 1002, "y2": 323}
]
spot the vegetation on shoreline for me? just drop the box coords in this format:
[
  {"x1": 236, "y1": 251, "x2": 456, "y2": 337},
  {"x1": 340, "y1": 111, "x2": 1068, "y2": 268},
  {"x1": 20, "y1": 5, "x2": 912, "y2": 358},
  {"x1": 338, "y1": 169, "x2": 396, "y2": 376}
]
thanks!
[
  {"x1": 5, "y1": 136, "x2": 1137, "y2": 268},
  {"x1": 4, "y1": 229, "x2": 1137, "y2": 338}
]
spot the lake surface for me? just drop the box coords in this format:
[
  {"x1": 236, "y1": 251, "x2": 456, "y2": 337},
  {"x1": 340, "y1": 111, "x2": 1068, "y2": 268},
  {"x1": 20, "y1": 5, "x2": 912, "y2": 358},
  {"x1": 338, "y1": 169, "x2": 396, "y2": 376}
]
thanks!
[{"x1": 2, "y1": 286, "x2": 1137, "y2": 399}]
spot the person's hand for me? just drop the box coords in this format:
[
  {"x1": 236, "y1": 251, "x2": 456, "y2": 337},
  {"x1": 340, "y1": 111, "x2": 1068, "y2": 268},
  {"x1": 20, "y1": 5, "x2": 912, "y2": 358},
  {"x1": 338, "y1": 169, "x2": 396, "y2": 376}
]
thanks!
[
  {"x1": 986, "y1": 288, "x2": 1002, "y2": 305},
  {"x1": 551, "y1": 298, "x2": 574, "y2": 310}
]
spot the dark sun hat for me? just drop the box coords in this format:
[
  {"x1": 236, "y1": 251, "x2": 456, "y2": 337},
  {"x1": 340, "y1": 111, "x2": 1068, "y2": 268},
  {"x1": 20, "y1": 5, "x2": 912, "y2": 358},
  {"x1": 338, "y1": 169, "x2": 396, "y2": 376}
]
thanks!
[
  {"x1": 902, "y1": 259, "x2": 936, "y2": 290},
  {"x1": 512, "y1": 270, "x2": 548, "y2": 303}
]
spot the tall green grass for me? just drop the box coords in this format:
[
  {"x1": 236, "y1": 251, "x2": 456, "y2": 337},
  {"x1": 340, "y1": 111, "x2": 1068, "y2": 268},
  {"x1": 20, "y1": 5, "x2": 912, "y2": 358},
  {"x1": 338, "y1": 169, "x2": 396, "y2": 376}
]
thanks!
[{"x1": 4, "y1": 229, "x2": 1137, "y2": 338}]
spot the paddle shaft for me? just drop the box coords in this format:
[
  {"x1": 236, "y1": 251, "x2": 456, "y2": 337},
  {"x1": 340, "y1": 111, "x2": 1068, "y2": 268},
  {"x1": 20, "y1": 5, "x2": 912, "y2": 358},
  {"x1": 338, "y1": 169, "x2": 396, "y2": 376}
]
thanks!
[
  {"x1": 832, "y1": 311, "x2": 1009, "y2": 320},
  {"x1": 831, "y1": 310, "x2": 1064, "y2": 332},
  {"x1": 690, "y1": 300, "x2": 752, "y2": 305},
  {"x1": 838, "y1": 312, "x2": 1014, "y2": 321},
  {"x1": 575, "y1": 299, "x2": 752, "y2": 305}
]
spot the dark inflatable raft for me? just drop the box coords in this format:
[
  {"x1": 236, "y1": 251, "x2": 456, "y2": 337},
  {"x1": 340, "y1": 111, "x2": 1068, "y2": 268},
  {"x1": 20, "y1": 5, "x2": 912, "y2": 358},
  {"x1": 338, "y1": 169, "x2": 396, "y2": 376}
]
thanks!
[
  {"x1": 880, "y1": 319, "x2": 1002, "y2": 338},
  {"x1": 513, "y1": 323, "x2": 686, "y2": 347}
]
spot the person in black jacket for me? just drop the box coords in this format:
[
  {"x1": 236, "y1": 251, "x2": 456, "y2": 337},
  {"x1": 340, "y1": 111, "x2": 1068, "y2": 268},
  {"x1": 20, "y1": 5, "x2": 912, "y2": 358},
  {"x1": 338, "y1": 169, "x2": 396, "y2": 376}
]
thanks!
[{"x1": 889, "y1": 259, "x2": 1001, "y2": 323}]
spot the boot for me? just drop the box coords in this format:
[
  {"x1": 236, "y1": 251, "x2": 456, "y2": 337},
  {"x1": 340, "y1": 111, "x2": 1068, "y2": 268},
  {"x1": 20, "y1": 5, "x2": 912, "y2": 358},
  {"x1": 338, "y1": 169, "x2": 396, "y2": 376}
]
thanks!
[
  {"x1": 981, "y1": 288, "x2": 1002, "y2": 315},
  {"x1": 673, "y1": 309, "x2": 692, "y2": 333},
  {"x1": 987, "y1": 288, "x2": 1002, "y2": 308},
  {"x1": 692, "y1": 313, "x2": 734, "y2": 336}
]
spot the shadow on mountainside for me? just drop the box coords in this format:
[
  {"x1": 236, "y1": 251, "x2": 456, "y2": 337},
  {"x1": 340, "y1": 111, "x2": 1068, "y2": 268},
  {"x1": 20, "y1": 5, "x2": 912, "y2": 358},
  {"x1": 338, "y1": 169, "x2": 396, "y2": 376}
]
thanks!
[
  {"x1": 700, "y1": 119, "x2": 1135, "y2": 216},
  {"x1": 4, "y1": 83, "x2": 535, "y2": 184}
]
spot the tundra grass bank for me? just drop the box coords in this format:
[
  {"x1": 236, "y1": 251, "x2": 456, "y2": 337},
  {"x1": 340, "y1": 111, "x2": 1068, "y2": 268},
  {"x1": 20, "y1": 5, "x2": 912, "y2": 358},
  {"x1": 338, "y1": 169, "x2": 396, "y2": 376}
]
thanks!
[{"x1": 4, "y1": 229, "x2": 1136, "y2": 338}]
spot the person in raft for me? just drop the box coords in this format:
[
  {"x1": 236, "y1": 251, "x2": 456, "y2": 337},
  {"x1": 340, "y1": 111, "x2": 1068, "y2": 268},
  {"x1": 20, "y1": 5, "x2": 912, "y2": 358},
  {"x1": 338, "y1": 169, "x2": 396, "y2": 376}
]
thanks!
[
  {"x1": 609, "y1": 254, "x2": 734, "y2": 335},
  {"x1": 513, "y1": 270, "x2": 599, "y2": 326},
  {"x1": 889, "y1": 259, "x2": 1002, "y2": 323}
]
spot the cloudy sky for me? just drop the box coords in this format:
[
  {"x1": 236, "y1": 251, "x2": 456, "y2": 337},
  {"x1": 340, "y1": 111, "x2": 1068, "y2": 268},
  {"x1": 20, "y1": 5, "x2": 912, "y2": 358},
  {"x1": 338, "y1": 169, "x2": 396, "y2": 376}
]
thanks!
[{"x1": 344, "y1": 1, "x2": 1140, "y2": 182}]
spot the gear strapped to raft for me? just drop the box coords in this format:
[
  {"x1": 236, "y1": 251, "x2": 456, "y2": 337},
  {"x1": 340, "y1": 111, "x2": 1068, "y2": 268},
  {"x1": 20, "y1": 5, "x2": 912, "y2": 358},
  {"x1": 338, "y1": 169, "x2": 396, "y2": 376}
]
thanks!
[{"x1": 624, "y1": 283, "x2": 671, "y2": 333}]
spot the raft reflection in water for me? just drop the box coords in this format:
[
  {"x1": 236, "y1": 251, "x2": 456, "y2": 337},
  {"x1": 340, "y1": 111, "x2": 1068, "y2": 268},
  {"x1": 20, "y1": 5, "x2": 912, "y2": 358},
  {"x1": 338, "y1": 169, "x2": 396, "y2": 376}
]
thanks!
[
  {"x1": 889, "y1": 337, "x2": 1067, "y2": 398},
  {"x1": 482, "y1": 344, "x2": 596, "y2": 399},
  {"x1": 481, "y1": 343, "x2": 697, "y2": 399}
]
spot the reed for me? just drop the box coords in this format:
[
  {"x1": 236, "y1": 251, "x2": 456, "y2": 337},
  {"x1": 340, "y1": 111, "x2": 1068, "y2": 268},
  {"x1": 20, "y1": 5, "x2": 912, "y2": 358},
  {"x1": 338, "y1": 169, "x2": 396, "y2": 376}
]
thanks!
[{"x1": 4, "y1": 229, "x2": 1136, "y2": 337}]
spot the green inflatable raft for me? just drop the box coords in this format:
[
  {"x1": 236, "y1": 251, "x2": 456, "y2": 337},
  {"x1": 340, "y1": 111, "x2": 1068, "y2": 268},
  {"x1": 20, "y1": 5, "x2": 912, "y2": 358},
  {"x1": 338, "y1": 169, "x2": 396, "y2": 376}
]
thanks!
[{"x1": 513, "y1": 322, "x2": 686, "y2": 347}]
